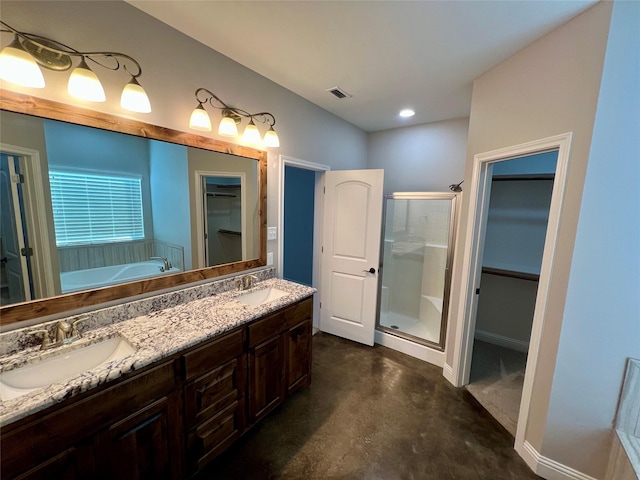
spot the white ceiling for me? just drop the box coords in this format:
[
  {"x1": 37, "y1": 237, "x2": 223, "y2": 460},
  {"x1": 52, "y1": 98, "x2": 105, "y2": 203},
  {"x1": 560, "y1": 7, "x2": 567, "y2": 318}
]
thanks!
[{"x1": 127, "y1": 0, "x2": 598, "y2": 132}]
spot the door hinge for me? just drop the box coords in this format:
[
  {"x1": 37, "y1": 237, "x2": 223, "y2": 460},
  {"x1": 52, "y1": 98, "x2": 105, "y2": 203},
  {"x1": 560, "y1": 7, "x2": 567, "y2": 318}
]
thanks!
[
  {"x1": 319, "y1": 302, "x2": 322, "y2": 309},
  {"x1": 11, "y1": 173, "x2": 24, "y2": 184},
  {"x1": 475, "y1": 288, "x2": 480, "y2": 295},
  {"x1": 323, "y1": 186, "x2": 325, "y2": 194},
  {"x1": 21, "y1": 247, "x2": 33, "y2": 257},
  {"x1": 321, "y1": 246, "x2": 324, "y2": 253}
]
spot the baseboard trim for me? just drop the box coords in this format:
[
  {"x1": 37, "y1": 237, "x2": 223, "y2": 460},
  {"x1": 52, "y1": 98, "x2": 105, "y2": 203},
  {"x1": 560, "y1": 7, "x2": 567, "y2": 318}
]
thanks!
[
  {"x1": 520, "y1": 441, "x2": 599, "y2": 480},
  {"x1": 475, "y1": 329, "x2": 530, "y2": 353},
  {"x1": 374, "y1": 330, "x2": 444, "y2": 367},
  {"x1": 443, "y1": 362, "x2": 457, "y2": 385}
]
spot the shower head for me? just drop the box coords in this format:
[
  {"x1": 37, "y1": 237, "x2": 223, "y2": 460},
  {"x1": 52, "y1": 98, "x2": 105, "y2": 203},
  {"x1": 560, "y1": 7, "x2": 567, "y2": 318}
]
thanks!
[{"x1": 449, "y1": 180, "x2": 464, "y2": 192}]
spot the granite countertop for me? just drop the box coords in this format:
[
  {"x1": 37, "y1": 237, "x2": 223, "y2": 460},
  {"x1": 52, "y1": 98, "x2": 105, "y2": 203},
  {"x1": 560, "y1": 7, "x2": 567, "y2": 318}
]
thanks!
[{"x1": 0, "y1": 277, "x2": 315, "y2": 427}]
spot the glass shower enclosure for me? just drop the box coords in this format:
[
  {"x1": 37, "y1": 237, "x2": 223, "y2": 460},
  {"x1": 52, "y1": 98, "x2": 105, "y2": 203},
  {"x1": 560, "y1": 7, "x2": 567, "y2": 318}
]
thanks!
[{"x1": 376, "y1": 193, "x2": 458, "y2": 350}]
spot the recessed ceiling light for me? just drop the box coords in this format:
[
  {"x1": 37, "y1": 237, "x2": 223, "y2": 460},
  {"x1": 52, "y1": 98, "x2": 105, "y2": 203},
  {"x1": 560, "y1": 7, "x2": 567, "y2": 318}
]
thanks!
[{"x1": 399, "y1": 109, "x2": 415, "y2": 118}]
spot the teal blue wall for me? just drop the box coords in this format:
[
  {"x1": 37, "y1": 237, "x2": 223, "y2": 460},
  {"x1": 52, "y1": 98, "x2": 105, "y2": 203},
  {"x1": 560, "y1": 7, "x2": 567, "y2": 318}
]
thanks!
[{"x1": 283, "y1": 166, "x2": 315, "y2": 286}]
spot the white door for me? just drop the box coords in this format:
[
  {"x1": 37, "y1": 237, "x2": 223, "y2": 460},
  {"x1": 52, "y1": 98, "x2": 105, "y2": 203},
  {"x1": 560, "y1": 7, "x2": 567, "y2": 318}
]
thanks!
[{"x1": 320, "y1": 169, "x2": 384, "y2": 346}]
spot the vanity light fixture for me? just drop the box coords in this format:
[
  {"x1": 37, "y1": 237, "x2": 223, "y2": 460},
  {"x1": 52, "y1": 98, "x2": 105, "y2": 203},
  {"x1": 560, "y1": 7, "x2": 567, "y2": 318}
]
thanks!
[
  {"x1": 0, "y1": 21, "x2": 151, "y2": 113},
  {"x1": 189, "y1": 87, "x2": 280, "y2": 148}
]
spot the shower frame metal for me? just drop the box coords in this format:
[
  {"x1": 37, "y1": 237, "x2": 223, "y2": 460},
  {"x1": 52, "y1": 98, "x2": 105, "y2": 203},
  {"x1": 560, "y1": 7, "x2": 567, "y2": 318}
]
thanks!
[{"x1": 375, "y1": 192, "x2": 458, "y2": 350}]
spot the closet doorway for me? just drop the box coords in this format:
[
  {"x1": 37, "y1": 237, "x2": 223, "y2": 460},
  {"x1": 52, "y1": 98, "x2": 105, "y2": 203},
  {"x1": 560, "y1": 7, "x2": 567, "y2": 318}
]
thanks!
[
  {"x1": 451, "y1": 132, "x2": 573, "y2": 455},
  {"x1": 465, "y1": 151, "x2": 557, "y2": 436}
]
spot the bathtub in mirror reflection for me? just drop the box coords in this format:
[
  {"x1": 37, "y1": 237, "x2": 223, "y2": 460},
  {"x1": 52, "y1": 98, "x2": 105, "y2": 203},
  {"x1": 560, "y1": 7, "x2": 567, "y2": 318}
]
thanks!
[
  {"x1": 0, "y1": 109, "x2": 259, "y2": 307},
  {"x1": 60, "y1": 260, "x2": 182, "y2": 294}
]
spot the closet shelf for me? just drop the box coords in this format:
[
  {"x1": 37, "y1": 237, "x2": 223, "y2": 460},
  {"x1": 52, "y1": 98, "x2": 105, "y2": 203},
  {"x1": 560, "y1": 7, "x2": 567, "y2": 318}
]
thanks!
[
  {"x1": 218, "y1": 229, "x2": 241, "y2": 236},
  {"x1": 482, "y1": 267, "x2": 539, "y2": 282}
]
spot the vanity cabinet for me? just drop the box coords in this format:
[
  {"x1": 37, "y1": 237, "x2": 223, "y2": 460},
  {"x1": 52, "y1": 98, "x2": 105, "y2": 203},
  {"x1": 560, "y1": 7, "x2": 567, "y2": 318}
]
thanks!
[
  {"x1": 1, "y1": 360, "x2": 182, "y2": 480},
  {"x1": 1, "y1": 295, "x2": 314, "y2": 480},
  {"x1": 248, "y1": 297, "x2": 313, "y2": 423}
]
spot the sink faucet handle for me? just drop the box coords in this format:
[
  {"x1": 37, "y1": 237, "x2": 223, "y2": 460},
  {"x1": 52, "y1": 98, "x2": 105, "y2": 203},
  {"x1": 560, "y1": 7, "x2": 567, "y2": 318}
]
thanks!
[
  {"x1": 55, "y1": 320, "x2": 72, "y2": 343},
  {"x1": 71, "y1": 318, "x2": 87, "y2": 338},
  {"x1": 28, "y1": 329, "x2": 51, "y2": 350}
]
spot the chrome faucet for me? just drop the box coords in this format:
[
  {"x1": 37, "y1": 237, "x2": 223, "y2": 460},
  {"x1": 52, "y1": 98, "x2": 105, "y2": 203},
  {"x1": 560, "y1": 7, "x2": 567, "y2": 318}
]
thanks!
[
  {"x1": 151, "y1": 256, "x2": 171, "y2": 272},
  {"x1": 237, "y1": 274, "x2": 259, "y2": 291}
]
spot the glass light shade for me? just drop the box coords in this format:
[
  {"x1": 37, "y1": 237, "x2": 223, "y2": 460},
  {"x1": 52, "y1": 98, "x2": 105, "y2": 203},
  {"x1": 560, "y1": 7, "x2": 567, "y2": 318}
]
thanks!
[
  {"x1": 242, "y1": 121, "x2": 262, "y2": 145},
  {"x1": 263, "y1": 127, "x2": 280, "y2": 148},
  {"x1": 218, "y1": 115, "x2": 239, "y2": 137},
  {"x1": 120, "y1": 77, "x2": 151, "y2": 113},
  {"x1": 68, "y1": 58, "x2": 105, "y2": 102},
  {"x1": 189, "y1": 104, "x2": 212, "y2": 131},
  {"x1": 0, "y1": 36, "x2": 45, "y2": 88}
]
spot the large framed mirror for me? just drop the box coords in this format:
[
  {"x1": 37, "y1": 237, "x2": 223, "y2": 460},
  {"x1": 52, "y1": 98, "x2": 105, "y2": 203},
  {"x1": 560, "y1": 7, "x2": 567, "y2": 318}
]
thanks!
[{"x1": 0, "y1": 90, "x2": 267, "y2": 326}]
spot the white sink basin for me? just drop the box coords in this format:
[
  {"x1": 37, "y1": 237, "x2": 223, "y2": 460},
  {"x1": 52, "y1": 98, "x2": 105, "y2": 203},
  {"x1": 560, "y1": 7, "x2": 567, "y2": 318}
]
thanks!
[
  {"x1": 0, "y1": 336, "x2": 136, "y2": 401},
  {"x1": 235, "y1": 287, "x2": 289, "y2": 307}
]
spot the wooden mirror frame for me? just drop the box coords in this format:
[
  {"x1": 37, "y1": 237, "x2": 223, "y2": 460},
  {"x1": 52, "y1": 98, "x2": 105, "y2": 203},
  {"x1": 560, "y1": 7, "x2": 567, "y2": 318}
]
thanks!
[{"x1": 0, "y1": 89, "x2": 267, "y2": 326}]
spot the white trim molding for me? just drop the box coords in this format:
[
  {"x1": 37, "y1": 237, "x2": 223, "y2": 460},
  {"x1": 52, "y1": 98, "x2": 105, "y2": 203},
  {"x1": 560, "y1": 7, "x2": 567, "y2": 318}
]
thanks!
[
  {"x1": 443, "y1": 363, "x2": 456, "y2": 384},
  {"x1": 447, "y1": 132, "x2": 574, "y2": 470},
  {"x1": 277, "y1": 155, "x2": 330, "y2": 329},
  {"x1": 193, "y1": 170, "x2": 246, "y2": 268},
  {"x1": 1, "y1": 143, "x2": 56, "y2": 299},
  {"x1": 374, "y1": 330, "x2": 445, "y2": 367},
  {"x1": 519, "y1": 441, "x2": 599, "y2": 480},
  {"x1": 474, "y1": 329, "x2": 530, "y2": 353}
]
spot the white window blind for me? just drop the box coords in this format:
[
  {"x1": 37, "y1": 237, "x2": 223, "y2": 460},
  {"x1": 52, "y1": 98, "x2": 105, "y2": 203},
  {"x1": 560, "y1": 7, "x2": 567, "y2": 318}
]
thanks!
[{"x1": 49, "y1": 170, "x2": 144, "y2": 246}]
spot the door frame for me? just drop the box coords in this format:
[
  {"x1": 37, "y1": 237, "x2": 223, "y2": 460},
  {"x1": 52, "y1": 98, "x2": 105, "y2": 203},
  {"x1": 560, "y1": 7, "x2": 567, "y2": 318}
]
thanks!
[
  {"x1": 277, "y1": 155, "x2": 330, "y2": 329},
  {"x1": 0, "y1": 143, "x2": 56, "y2": 299},
  {"x1": 3, "y1": 155, "x2": 32, "y2": 300},
  {"x1": 194, "y1": 170, "x2": 247, "y2": 268},
  {"x1": 449, "y1": 132, "x2": 573, "y2": 452}
]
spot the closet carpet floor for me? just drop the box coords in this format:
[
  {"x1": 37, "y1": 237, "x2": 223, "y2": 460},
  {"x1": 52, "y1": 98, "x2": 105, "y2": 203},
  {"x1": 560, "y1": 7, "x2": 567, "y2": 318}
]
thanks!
[
  {"x1": 197, "y1": 332, "x2": 540, "y2": 480},
  {"x1": 466, "y1": 340, "x2": 528, "y2": 437}
]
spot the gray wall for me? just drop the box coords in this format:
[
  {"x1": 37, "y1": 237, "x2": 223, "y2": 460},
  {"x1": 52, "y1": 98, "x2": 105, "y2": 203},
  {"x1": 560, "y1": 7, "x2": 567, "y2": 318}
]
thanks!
[
  {"x1": 367, "y1": 118, "x2": 468, "y2": 193},
  {"x1": 0, "y1": 0, "x2": 368, "y2": 271}
]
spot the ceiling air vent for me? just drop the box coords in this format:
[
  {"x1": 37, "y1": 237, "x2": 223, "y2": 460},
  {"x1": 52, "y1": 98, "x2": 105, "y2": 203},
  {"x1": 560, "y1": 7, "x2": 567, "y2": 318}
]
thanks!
[{"x1": 326, "y1": 86, "x2": 352, "y2": 99}]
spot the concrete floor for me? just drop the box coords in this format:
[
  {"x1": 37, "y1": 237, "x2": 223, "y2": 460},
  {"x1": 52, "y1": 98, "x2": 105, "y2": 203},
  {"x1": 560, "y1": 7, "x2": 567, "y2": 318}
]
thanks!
[{"x1": 198, "y1": 332, "x2": 540, "y2": 479}]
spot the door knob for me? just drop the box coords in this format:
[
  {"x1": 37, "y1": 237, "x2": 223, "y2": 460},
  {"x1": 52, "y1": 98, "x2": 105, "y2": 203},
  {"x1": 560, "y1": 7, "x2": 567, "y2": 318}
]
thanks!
[{"x1": 363, "y1": 267, "x2": 376, "y2": 274}]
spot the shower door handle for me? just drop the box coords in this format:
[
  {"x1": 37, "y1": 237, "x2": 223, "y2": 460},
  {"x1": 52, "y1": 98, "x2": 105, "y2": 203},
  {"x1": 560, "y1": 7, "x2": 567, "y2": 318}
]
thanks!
[{"x1": 363, "y1": 268, "x2": 376, "y2": 274}]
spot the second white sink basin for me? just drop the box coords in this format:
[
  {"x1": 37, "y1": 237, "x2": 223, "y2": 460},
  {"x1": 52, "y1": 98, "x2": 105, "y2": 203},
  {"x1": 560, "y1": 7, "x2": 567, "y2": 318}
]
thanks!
[
  {"x1": 235, "y1": 287, "x2": 289, "y2": 307},
  {"x1": 0, "y1": 336, "x2": 136, "y2": 401}
]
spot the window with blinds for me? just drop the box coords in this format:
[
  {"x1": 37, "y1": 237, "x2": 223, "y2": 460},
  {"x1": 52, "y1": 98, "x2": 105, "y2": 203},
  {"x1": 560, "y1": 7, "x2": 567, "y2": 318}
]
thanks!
[{"x1": 49, "y1": 170, "x2": 144, "y2": 246}]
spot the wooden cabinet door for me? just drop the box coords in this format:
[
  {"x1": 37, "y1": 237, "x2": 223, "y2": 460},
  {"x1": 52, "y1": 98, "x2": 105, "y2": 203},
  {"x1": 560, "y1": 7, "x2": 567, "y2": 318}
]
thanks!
[
  {"x1": 248, "y1": 334, "x2": 285, "y2": 423},
  {"x1": 285, "y1": 318, "x2": 312, "y2": 395},
  {"x1": 93, "y1": 392, "x2": 183, "y2": 480}
]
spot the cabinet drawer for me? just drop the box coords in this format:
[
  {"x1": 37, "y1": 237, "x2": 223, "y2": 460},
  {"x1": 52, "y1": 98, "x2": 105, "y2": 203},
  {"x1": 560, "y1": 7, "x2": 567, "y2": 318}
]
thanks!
[
  {"x1": 187, "y1": 399, "x2": 244, "y2": 473},
  {"x1": 248, "y1": 297, "x2": 313, "y2": 347},
  {"x1": 184, "y1": 356, "x2": 245, "y2": 429},
  {"x1": 182, "y1": 329, "x2": 243, "y2": 381}
]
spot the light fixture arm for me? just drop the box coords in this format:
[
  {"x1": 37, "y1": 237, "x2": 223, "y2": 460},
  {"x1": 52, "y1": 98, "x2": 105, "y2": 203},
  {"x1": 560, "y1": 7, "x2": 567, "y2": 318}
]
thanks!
[
  {"x1": 0, "y1": 20, "x2": 143, "y2": 79},
  {"x1": 194, "y1": 87, "x2": 276, "y2": 128}
]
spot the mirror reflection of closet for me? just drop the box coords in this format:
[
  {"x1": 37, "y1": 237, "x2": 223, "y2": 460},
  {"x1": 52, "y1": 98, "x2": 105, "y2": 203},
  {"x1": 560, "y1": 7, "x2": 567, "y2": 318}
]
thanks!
[{"x1": 203, "y1": 176, "x2": 244, "y2": 266}]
